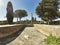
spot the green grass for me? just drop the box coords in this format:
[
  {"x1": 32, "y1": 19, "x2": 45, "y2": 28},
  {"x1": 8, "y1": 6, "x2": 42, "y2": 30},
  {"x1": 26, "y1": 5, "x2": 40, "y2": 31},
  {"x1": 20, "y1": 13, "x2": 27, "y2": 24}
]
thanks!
[{"x1": 44, "y1": 34, "x2": 60, "y2": 45}]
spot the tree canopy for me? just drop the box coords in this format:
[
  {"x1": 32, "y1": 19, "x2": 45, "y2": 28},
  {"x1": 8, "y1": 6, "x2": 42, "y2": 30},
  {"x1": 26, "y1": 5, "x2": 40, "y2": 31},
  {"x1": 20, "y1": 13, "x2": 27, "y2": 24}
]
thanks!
[
  {"x1": 6, "y1": 1, "x2": 13, "y2": 24},
  {"x1": 14, "y1": 10, "x2": 28, "y2": 21},
  {"x1": 36, "y1": 0, "x2": 60, "y2": 24}
]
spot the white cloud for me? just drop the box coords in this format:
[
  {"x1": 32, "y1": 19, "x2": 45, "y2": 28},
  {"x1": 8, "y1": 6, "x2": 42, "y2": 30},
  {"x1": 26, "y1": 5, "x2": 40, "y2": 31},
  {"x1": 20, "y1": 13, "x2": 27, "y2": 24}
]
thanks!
[
  {"x1": 0, "y1": 0, "x2": 4, "y2": 7},
  {"x1": 0, "y1": 0, "x2": 13, "y2": 7}
]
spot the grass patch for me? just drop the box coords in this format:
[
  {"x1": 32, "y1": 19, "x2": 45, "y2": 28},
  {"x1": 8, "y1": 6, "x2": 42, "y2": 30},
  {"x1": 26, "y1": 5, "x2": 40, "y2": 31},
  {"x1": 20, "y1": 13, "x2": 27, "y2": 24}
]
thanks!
[{"x1": 44, "y1": 34, "x2": 60, "y2": 45}]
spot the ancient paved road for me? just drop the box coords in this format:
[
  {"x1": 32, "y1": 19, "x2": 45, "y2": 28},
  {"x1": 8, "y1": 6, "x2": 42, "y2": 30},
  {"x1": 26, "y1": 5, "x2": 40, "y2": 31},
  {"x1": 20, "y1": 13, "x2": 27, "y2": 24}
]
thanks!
[{"x1": 6, "y1": 27, "x2": 46, "y2": 45}]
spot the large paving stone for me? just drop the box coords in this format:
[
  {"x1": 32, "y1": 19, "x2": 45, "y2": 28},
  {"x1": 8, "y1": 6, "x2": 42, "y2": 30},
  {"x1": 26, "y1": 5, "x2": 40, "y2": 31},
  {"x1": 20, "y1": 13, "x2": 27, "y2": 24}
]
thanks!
[
  {"x1": 34, "y1": 24, "x2": 60, "y2": 37},
  {"x1": 7, "y1": 27, "x2": 46, "y2": 45}
]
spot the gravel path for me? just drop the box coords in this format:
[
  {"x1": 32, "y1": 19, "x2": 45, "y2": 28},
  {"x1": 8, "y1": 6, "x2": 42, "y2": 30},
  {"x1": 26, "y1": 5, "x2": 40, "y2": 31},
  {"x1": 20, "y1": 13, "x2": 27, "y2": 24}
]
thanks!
[{"x1": 7, "y1": 27, "x2": 46, "y2": 45}]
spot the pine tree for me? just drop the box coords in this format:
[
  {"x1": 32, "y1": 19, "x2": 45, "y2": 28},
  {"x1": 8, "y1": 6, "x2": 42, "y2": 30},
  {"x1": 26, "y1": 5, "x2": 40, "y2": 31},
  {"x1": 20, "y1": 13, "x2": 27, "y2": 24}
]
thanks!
[{"x1": 36, "y1": 0, "x2": 60, "y2": 24}]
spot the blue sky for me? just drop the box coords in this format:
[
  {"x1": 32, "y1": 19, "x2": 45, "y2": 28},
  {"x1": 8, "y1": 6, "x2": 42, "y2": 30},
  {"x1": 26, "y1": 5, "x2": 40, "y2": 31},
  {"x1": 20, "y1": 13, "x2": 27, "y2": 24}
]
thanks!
[
  {"x1": 0, "y1": 0, "x2": 42, "y2": 22},
  {"x1": 0, "y1": 0, "x2": 60, "y2": 22}
]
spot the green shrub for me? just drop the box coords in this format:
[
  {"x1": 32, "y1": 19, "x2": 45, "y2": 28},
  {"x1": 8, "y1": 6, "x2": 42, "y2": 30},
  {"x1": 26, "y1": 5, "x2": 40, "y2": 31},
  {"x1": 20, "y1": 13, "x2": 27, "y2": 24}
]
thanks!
[{"x1": 44, "y1": 34, "x2": 60, "y2": 45}]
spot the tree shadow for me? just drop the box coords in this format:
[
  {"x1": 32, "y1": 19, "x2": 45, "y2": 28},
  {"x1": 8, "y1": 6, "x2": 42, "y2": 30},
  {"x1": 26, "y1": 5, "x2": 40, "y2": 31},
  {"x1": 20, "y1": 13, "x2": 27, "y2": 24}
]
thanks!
[{"x1": 0, "y1": 26, "x2": 25, "y2": 45}]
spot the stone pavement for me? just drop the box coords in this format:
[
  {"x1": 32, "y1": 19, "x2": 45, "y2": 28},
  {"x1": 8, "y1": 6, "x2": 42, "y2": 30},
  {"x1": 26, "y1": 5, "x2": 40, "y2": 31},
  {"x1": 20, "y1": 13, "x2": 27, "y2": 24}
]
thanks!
[
  {"x1": 7, "y1": 27, "x2": 46, "y2": 45},
  {"x1": 34, "y1": 24, "x2": 60, "y2": 37}
]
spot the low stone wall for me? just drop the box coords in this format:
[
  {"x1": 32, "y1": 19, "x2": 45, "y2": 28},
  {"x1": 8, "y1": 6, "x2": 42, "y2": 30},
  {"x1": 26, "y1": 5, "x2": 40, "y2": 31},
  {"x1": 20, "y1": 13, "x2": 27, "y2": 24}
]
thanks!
[
  {"x1": 34, "y1": 24, "x2": 60, "y2": 37},
  {"x1": 0, "y1": 24, "x2": 25, "y2": 39},
  {"x1": 26, "y1": 24, "x2": 33, "y2": 27}
]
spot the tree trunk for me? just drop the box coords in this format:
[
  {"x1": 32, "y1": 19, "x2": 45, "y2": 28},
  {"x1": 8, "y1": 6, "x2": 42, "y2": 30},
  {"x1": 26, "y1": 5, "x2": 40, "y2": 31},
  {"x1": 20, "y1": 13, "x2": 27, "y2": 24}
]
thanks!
[
  {"x1": 47, "y1": 21, "x2": 49, "y2": 25},
  {"x1": 19, "y1": 18, "x2": 21, "y2": 23},
  {"x1": 47, "y1": 20, "x2": 50, "y2": 25},
  {"x1": 17, "y1": 16, "x2": 18, "y2": 22},
  {"x1": 47, "y1": 20, "x2": 52, "y2": 25}
]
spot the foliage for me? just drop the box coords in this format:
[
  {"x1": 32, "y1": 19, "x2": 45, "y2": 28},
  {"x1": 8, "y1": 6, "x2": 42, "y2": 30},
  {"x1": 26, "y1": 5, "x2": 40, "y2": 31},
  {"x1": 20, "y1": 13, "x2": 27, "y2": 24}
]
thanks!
[
  {"x1": 15, "y1": 10, "x2": 27, "y2": 21},
  {"x1": 6, "y1": 13, "x2": 13, "y2": 24},
  {"x1": 44, "y1": 34, "x2": 60, "y2": 45},
  {"x1": 6, "y1": 1, "x2": 13, "y2": 24},
  {"x1": 35, "y1": 0, "x2": 60, "y2": 24}
]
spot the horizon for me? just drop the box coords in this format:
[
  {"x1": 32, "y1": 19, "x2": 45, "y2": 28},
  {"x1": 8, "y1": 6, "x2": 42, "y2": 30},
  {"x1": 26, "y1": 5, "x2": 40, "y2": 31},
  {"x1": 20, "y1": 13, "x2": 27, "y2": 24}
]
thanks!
[
  {"x1": 0, "y1": 0, "x2": 60, "y2": 22},
  {"x1": 0, "y1": 0, "x2": 41, "y2": 22}
]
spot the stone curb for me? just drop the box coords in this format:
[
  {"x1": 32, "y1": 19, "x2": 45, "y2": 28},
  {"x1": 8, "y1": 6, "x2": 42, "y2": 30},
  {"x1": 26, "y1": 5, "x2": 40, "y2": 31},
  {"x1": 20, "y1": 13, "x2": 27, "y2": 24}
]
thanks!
[{"x1": 34, "y1": 24, "x2": 60, "y2": 37}]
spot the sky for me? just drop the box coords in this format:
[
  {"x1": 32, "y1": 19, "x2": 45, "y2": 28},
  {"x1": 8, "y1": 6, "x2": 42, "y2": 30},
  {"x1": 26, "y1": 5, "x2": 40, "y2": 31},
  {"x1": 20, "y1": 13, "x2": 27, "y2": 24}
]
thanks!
[
  {"x1": 0, "y1": 0, "x2": 60, "y2": 22},
  {"x1": 0, "y1": 0, "x2": 42, "y2": 22}
]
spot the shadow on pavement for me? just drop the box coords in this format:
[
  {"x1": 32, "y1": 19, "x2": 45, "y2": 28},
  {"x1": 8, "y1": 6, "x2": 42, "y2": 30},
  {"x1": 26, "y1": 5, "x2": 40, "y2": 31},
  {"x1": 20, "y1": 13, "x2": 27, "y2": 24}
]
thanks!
[{"x1": 0, "y1": 26, "x2": 25, "y2": 45}]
